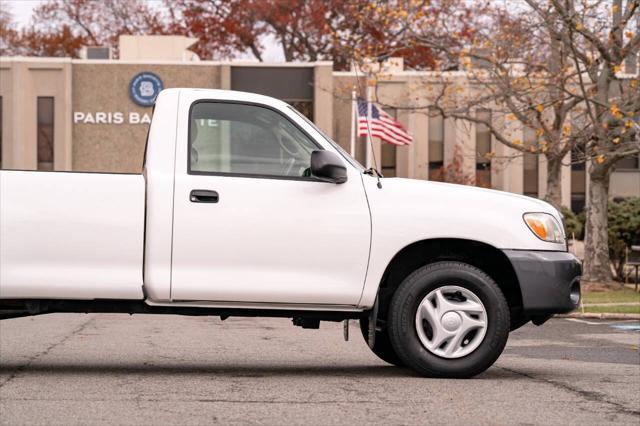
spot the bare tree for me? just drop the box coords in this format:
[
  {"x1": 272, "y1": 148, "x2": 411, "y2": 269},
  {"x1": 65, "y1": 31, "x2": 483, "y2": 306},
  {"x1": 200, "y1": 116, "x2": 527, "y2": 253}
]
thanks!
[
  {"x1": 0, "y1": 5, "x2": 19, "y2": 55},
  {"x1": 166, "y1": 0, "x2": 476, "y2": 68},
  {"x1": 396, "y1": 0, "x2": 638, "y2": 283},
  {"x1": 548, "y1": 0, "x2": 639, "y2": 283},
  {"x1": 1, "y1": 0, "x2": 168, "y2": 58}
]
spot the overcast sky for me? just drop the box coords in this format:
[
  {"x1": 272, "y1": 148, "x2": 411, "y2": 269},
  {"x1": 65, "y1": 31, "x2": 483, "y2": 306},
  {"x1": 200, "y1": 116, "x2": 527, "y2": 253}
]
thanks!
[
  {"x1": 2, "y1": 0, "x2": 287, "y2": 62},
  {"x1": 3, "y1": 0, "x2": 42, "y2": 26}
]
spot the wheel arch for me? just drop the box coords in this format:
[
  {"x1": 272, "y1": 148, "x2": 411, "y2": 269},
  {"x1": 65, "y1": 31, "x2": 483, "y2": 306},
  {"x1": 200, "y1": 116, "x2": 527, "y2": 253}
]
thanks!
[{"x1": 373, "y1": 238, "x2": 525, "y2": 329}]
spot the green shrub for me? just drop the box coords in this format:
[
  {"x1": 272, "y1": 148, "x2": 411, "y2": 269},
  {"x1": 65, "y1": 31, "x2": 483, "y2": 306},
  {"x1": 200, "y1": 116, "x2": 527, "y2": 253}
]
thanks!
[
  {"x1": 561, "y1": 206, "x2": 583, "y2": 240},
  {"x1": 608, "y1": 197, "x2": 640, "y2": 280},
  {"x1": 577, "y1": 209, "x2": 586, "y2": 238}
]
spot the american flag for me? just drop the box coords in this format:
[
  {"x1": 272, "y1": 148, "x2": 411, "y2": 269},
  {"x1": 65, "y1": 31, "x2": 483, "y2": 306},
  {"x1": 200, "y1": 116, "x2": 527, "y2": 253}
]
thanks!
[{"x1": 357, "y1": 98, "x2": 413, "y2": 145}]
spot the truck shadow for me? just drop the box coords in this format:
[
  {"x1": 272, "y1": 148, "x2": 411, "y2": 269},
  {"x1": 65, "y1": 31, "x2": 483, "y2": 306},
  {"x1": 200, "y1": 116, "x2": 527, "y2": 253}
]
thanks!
[
  {"x1": 0, "y1": 362, "x2": 408, "y2": 378},
  {"x1": 0, "y1": 362, "x2": 517, "y2": 379}
]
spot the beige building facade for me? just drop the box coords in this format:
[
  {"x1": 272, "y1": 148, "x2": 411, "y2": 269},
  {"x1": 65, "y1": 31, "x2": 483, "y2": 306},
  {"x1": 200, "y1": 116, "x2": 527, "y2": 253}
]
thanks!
[{"x1": 1, "y1": 55, "x2": 638, "y2": 213}]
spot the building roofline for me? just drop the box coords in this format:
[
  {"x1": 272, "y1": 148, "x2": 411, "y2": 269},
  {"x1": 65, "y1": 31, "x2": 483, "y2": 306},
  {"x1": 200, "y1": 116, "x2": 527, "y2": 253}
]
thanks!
[
  {"x1": 218, "y1": 60, "x2": 333, "y2": 67},
  {"x1": 333, "y1": 70, "x2": 469, "y2": 77},
  {"x1": 0, "y1": 56, "x2": 333, "y2": 67},
  {"x1": 3, "y1": 56, "x2": 635, "y2": 79},
  {"x1": 1, "y1": 56, "x2": 73, "y2": 63}
]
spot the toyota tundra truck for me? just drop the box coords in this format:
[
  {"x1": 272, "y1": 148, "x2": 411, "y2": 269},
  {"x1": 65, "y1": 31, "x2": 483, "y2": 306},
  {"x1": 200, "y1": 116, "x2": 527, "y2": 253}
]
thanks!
[{"x1": 0, "y1": 88, "x2": 581, "y2": 378}]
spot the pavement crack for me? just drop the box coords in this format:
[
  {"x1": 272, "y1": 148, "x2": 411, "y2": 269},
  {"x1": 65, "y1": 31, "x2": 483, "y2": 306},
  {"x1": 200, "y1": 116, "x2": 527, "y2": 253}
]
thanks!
[
  {"x1": 0, "y1": 315, "x2": 97, "y2": 389},
  {"x1": 497, "y1": 366, "x2": 640, "y2": 418}
]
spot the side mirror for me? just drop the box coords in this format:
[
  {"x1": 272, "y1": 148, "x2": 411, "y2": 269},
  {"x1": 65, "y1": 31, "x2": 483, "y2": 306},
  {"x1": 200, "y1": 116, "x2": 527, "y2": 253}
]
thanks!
[{"x1": 310, "y1": 150, "x2": 348, "y2": 184}]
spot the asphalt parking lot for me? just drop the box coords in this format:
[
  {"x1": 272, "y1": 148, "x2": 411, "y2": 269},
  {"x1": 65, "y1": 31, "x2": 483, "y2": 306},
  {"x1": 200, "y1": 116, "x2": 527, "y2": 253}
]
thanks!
[{"x1": 1, "y1": 314, "x2": 638, "y2": 425}]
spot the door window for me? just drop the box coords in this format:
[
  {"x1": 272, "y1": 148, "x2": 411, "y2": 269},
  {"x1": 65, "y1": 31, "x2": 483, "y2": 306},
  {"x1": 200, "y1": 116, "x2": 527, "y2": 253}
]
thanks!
[{"x1": 189, "y1": 102, "x2": 318, "y2": 178}]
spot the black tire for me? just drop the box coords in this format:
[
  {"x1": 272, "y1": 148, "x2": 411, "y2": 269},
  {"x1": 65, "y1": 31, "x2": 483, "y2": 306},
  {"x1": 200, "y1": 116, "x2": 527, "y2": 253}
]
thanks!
[
  {"x1": 387, "y1": 261, "x2": 510, "y2": 378},
  {"x1": 359, "y1": 317, "x2": 405, "y2": 367}
]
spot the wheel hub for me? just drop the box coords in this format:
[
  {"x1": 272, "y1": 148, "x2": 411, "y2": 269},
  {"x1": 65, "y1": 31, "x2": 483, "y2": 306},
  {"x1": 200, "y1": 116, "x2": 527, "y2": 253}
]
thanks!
[
  {"x1": 441, "y1": 311, "x2": 462, "y2": 331},
  {"x1": 415, "y1": 285, "x2": 488, "y2": 359}
]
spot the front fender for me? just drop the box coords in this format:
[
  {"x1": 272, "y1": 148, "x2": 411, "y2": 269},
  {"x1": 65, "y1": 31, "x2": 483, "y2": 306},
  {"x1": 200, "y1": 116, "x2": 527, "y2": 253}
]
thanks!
[{"x1": 358, "y1": 177, "x2": 566, "y2": 308}]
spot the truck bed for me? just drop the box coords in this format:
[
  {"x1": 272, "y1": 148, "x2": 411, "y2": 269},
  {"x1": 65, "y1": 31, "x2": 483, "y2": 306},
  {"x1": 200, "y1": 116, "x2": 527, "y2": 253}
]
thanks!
[{"x1": 0, "y1": 170, "x2": 145, "y2": 299}]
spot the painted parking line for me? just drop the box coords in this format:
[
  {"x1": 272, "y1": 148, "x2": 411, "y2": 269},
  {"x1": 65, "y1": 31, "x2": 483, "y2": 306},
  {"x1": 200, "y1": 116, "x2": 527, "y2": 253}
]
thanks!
[
  {"x1": 609, "y1": 323, "x2": 640, "y2": 331},
  {"x1": 564, "y1": 318, "x2": 640, "y2": 327}
]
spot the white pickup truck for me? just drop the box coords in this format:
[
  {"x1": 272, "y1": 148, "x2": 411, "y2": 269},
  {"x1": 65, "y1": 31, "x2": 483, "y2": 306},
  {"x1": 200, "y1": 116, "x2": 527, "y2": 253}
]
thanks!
[{"x1": 0, "y1": 88, "x2": 581, "y2": 378}]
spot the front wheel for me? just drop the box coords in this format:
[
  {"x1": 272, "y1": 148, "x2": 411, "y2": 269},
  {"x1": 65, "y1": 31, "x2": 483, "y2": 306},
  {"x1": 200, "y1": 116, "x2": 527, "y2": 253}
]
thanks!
[{"x1": 387, "y1": 261, "x2": 510, "y2": 378}]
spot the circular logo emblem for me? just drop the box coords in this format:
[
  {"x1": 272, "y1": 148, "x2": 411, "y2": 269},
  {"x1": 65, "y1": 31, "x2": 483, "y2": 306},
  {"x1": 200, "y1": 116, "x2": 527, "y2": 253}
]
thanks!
[
  {"x1": 129, "y1": 72, "x2": 163, "y2": 107},
  {"x1": 441, "y1": 312, "x2": 462, "y2": 331}
]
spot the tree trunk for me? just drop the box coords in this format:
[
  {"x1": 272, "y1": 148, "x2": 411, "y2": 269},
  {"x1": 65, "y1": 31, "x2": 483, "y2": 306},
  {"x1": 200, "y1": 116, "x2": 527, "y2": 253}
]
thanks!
[
  {"x1": 543, "y1": 154, "x2": 563, "y2": 209},
  {"x1": 582, "y1": 168, "x2": 613, "y2": 284}
]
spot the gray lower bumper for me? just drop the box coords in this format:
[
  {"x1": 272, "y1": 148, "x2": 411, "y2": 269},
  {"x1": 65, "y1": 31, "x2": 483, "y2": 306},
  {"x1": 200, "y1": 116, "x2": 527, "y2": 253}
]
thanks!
[{"x1": 503, "y1": 250, "x2": 582, "y2": 315}]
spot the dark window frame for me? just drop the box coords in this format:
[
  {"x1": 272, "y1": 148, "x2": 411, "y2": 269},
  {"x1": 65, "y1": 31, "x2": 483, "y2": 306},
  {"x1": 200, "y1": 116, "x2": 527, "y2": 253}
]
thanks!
[
  {"x1": 187, "y1": 100, "x2": 326, "y2": 182},
  {"x1": 428, "y1": 107, "x2": 445, "y2": 171},
  {"x1": 37, "y1": 96, "x2": 55, "y2": 171},
  {"x1": 380, "y1": 107, "x2": 398, "y2": 177},
  {"x1": 614, "y1": 153, "x2": 640, "y2": 171},
  {"x1": 475, "y1": 109, "x2": 492, "y2": 171},
  {"x1": 475, "y1": 108, "x2": 493, "y2": 188},
  {"x1": 427, "y1": 108, "x2": 445, "y2": 182},
  {"x1": 523, "y1": 126, "x2": 539, "y2": 197},
  {"x1": 0, "y1": 96, "x2": 3, "y2": 168}
]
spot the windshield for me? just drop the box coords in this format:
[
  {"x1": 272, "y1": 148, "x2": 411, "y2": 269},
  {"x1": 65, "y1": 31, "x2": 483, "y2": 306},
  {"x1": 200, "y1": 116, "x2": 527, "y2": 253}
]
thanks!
[{"x1": 287, "y1": 105, "x2": 365, "y2": 171}]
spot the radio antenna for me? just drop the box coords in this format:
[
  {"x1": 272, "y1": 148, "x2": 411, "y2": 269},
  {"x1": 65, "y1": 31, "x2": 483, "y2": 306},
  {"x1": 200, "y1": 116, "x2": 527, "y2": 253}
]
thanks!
[{"x1": 353, "y1": 60, "x2": 383, "y2": 189}]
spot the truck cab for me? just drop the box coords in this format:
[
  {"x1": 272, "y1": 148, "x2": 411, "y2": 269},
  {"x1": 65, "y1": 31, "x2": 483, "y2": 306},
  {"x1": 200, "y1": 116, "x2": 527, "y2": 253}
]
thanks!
[{"x1": 0, "y1": 88, "x2": 581, "y2": 378}]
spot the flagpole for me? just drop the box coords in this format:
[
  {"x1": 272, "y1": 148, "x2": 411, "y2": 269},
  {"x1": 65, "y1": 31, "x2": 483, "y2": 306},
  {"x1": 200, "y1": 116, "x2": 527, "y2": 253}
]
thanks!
[
  {"x1": 350, "y1": 87, "x2": 357, "y2": 158},
  {"x1": 366, "y1": 78, "x2": 373, "y2": 169}
]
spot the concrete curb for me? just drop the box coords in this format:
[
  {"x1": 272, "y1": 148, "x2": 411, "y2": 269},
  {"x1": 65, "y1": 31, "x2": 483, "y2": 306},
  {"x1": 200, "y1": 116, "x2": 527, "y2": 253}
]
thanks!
[{"x1": 557, "y1": 312, "x2": 640, "y2": 320}]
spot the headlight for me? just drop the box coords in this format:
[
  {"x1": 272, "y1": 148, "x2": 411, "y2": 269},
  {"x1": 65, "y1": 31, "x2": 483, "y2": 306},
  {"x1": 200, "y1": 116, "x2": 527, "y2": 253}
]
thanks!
[{"x1": 523, "y1": 213, "x2": 565, "y2": 244}]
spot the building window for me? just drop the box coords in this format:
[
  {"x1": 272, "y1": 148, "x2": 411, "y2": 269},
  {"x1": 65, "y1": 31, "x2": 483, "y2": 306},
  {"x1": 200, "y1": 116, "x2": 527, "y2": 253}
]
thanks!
[
  {"x1": 381, "y1": 143, "x2": 397, "y2": 177},
  {"x1": 571, "y1": 146, "x2": 585, "y2": 171},
  {"x1": 428, "y1": 107, "x2": 444, "y2": 181},
  {"x1": 523, "y1": 126, "x2": 538, "y2": 197},
  {"x1": 287, "y1": 101, "x2": 313, "y2": 121},
  {"x1": 624, "y1": 50, "x2": 638, "y2": 75},
  {"x1": 615, "y1": 154, "x2": 640, "y2": 170},
  {"x1": 571, "y1": 194, "x2": 586, "y2": 216},
  {"x1": 37, "y1": 97, "x2": 54, "y2": 171},
  {"x1": 231, "y1": 67, "x2": 314, "y2": 120},
  {"x1": 475, "y1": 109, "x2": 492, "y2": 187},
  {"x1": 381, "y1": 107, "x2": 397, "y2": 177},
  {"x1": 615, "y1": 116, "x2": 640, "y2": 170},
  {"x1": 356, "y1": 132, "x2": 368, "y2": 165},
  {"x1": 571, "y1": 147, "x2": 586, "y2": 214}
]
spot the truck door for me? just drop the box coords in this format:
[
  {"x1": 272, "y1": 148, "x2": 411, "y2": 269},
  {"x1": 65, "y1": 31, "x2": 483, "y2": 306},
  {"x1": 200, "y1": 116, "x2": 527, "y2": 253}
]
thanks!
[{"x1": 170, "y1": 99, "x2": 371, "y2": 306}]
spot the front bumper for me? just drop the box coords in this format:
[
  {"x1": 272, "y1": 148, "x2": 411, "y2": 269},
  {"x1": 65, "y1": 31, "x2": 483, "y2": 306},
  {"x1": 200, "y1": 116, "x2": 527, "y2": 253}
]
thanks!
[{"x1": 503, "y1": 250, "x2": 581, "y2": 315}]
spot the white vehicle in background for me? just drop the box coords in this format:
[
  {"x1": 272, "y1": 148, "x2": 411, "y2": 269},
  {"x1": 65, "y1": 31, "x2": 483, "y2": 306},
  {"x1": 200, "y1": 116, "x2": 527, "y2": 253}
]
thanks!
[{"x1": 0, "y1": 89, "x2": 581, "y2": 378}]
